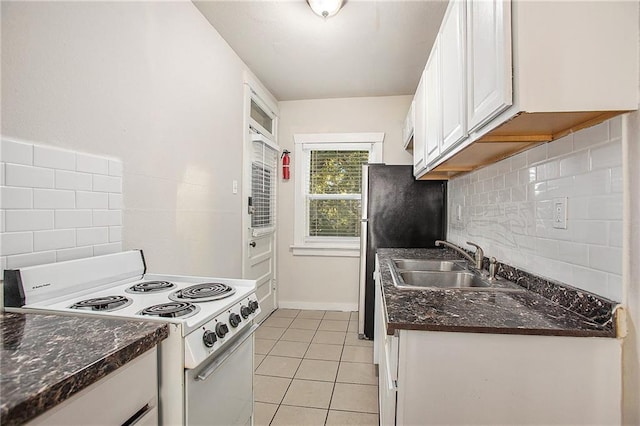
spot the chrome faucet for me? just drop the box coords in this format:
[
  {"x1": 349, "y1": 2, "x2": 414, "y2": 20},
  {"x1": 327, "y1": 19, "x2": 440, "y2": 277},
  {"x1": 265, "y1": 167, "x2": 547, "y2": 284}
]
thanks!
[{"x1": 435, "y1": 240, "x2": 484, "y2": 270}]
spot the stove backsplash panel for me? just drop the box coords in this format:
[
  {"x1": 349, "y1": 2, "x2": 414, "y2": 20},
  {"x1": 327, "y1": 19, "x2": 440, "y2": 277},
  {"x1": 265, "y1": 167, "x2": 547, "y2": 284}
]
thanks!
[{"x1": 1, "y1": 139, "x2": 123, "y2": 284}]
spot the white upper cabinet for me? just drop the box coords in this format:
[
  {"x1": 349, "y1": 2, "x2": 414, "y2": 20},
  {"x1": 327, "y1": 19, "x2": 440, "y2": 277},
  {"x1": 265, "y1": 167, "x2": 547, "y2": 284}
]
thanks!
[
  {"x1": 412, "y1": 70, "x2": 427, "y2": 176},
  {"x1": 466, "y1": 0, "x2": 512, "y2": 132},
  {"x1": 412, "y1": 0, "x2": 638, "y2": 180},
  {"x1": 439, "y1": 0, "x2": 467, "y2": 152},
  {"x1": 425, "y1": 39, "x2": 441, "y2": 165},
  {"x1": 402, "y1": 100, "x2": 415, "y2": 149}
]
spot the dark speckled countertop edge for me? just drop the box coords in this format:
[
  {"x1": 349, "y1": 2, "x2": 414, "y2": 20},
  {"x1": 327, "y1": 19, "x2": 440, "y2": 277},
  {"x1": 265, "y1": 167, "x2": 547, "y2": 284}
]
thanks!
[
  {"x1": 1, "y1": 314, "x2": 169, "y2": 426},
  {"x1": 378, "y1": 248, "x2": 616, "y2": 339}
]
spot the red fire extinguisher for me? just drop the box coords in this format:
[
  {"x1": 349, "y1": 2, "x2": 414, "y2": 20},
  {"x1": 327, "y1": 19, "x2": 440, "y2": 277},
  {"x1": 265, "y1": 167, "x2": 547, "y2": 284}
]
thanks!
[{"x1": 281, "y1": 150, "x2": 291, "y2": 181}]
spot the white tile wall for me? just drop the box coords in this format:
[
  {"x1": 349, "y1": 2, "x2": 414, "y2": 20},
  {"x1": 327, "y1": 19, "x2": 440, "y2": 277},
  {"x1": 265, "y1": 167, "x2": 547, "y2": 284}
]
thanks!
[
  {"x1": 1, "y1": 139, "x2": 123, "y2": 274},
  {"x1": 448, "y1": 117, "x2": 623, "y2": 301}
]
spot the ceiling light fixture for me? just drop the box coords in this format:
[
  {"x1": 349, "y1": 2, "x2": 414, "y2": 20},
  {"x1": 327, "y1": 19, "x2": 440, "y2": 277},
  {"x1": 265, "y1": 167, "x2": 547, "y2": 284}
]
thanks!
[{"x1": 307, "y1": 0, "x2": 345, "y2": 19}]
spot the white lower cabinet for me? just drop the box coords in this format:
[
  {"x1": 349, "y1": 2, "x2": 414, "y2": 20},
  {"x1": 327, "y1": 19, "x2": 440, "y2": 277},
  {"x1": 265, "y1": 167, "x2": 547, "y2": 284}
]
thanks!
[
  {"x1": 29, "y1": 349, "x2": 158, "y2": 426},
  {"x1": 377, "y1": 327, "x2": 621, "y2": 425}
]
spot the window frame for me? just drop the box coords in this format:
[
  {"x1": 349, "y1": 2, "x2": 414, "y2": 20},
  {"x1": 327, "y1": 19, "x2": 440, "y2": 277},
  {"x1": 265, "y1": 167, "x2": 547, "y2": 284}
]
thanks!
[{"x1": 291, "y1": 132, "x2": 384, "y2": 257}]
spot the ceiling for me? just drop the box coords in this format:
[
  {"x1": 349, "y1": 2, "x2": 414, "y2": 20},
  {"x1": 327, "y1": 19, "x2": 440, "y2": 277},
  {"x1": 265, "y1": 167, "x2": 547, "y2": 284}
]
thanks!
[{"x1": 193, "y1": 1, "x2": 448, "y2": 101}]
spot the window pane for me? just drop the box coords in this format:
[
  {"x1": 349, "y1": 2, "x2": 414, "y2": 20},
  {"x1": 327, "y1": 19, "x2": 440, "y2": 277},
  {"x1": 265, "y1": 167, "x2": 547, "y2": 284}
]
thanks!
[
  {"x1": 309, "y1": 150, "x2": 369, "y2": 194},
  {"x1": 308, "y1": 199, "x2": 361, "y2": 237},
  {"x1": 250, "y1": 100, "x2": 273, "y2": 134}
]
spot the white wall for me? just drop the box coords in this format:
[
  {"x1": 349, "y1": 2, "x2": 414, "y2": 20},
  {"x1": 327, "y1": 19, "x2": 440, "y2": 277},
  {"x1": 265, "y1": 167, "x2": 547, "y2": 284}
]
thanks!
[
  {"x1": 1, "y1": 1, "x2": 267, "y2": 277},
  {"x1": 277, "y1": 96, "x2": 412, "y2": 310},
  {"x1": 448, "y1": 118, "x2": 623, "y2": 302}
]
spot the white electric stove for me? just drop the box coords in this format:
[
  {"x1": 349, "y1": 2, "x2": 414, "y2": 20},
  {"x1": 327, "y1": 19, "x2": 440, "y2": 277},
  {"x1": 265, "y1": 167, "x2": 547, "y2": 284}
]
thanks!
[{"x1": 4, "y1": 250, "x2": 260, "y2": 425}]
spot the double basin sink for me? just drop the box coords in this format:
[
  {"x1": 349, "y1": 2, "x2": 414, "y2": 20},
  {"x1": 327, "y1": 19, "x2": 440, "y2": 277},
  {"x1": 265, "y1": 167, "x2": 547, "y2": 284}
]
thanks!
[{"x1": 390, "y1": 259, "x2": 521, "y2": 291}]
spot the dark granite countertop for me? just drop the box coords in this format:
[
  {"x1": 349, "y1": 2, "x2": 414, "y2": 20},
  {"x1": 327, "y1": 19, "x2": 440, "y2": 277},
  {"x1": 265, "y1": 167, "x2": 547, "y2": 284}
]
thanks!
[
  {"x1": 378, "y1": 248, "x2": 617, "y2": 338},
  {"x1": 0, "y1": 311, "x2": 169, "y2": 426}
]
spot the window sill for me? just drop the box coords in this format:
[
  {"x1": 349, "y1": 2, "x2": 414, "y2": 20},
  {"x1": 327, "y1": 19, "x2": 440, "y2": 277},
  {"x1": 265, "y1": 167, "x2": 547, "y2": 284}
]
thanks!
[{"x1": 290, "y1": 244, "x2": 360, "y2": 258}]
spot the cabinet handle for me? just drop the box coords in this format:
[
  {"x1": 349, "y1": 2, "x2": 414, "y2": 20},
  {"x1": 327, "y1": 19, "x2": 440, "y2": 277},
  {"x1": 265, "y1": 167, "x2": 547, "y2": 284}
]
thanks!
[{"x1": 249, "y1": 241, "x2": 256, "y2": 247}]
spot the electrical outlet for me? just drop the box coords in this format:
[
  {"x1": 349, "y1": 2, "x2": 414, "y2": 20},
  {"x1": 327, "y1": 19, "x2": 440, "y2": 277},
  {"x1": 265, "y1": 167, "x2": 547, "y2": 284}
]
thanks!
[{"x1": 553, "y1": 197, "x2": 567, "y2": 229}]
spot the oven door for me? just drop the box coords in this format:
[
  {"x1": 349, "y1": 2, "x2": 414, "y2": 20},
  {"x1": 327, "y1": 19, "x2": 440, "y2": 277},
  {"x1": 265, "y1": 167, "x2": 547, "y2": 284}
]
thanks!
[{"x1": 184, "y1": 324, "x2": 257, "y2": 426}]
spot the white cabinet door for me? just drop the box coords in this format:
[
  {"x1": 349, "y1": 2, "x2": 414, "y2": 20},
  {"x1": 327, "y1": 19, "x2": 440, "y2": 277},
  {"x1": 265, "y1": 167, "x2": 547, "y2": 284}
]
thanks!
[
  {"x1": 402, "y1": 100, "x2": 415, "y2": 148},
  {"x1": 440, "y1": 0, "x2": 467, "y2": 153},
  {"x1": 466, "y1": 0, "x2": 512, "y2": 132},
  {"x1": 412, "y1": 70, "x2": 427, "y2": 177},
  {"x1": 425, "y1": 38, "x2": 442, "y2": 165}
]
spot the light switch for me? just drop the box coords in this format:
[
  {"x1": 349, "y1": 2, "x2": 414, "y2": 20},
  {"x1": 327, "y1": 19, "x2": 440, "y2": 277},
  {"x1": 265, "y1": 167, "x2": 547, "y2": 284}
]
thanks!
[
  {"x1": 456, "y1": 205, "x2": 462, "y2": 221},
  {"x1": 553, "y1": 197, "x2": 567, "y2": 229},
  {"x1": 232, "y1": 180, "x2": 238, "y2": 194}
]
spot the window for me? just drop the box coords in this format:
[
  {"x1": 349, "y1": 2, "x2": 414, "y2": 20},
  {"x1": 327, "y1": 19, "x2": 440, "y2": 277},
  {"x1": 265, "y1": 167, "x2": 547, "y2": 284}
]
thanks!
[{"x1": 292, "y1": 133, "x2": 384, "y2": 257}]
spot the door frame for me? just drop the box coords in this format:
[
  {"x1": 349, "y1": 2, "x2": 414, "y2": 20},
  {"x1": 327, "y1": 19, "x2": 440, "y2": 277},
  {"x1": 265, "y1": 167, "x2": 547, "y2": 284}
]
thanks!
[{"x1": 241, "y1": 73, "x2": 279, "y2": 318}]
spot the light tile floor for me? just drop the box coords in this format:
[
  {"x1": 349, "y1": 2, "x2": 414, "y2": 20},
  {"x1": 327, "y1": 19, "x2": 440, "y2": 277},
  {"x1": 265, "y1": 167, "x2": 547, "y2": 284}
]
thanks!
[{"x1": 254, "y1": 309, "x2": 379, "y2": 426}]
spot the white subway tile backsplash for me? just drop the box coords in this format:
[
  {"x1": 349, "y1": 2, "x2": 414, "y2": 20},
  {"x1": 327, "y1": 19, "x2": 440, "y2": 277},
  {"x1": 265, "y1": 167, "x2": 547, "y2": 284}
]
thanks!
[
  {"x1": 1, "y1": 232, "x2": 33, "y2": 256},
  {"x1": 547, "y1": 133, "x2": 573, "y2": 158},
  {"x1": 7, "y1": 250, "x2": 56, "y2": 269},
  {"x1": 56, "y1": 246, "x2": 93, "y2": 262},
  {"x1": 108, "y1": 193, "x2": 123, "y2": 210},
  {"x1": 93, "y1": 242, "x2": 122, "y2": 256},
  {"x1": 109, "y1": 226, "x2": 122, "y2": 242},
  {"x1": 5, "y1": 210, "x2": 54, "y2": 232},
  {"x1": 448, "y1": 117, "x2": 623, "y2": 301},
  {"x1": 1, "y1": 140, "x2": 33, "y2": 165},
  {"x1": 5, "y1": 164, "x2": 54, "y2": 188},
  {"x1": 1, "y1": 142, "x2": 124, "y2": 277},
  {"x1": 587, "y1": 196, "x2": 622, "y2": 220},
  {"x1": 610, "y1": 167, "x2": 623, "y2": 193},
  {"x1": 34, "y1": 229, "x2": 76, "y2": 251},
  {"x1": 1, "y1": 186, "x2": 33, "y2": 209},
  {"x1": 33, "y1": 189, "x2": 75, "y2": 209},
  {"x1": 33, "y1": 145, "x2": 75, "y2": 170},
  {"x1": 76, "y1": 153, "x2": 109, "y2": 175},
  {"x1": 55, "y1": 170, "x2": 92, "y2": 191},
  {"x1": 93, "y1": 210, "x2": 122, "y2": 227},
  {"x1": 556, "y1": 241, "x2": 589, "y2": 267},
  {"x1": 573, "y1": 169, "x2": 610, "y2": 197},
  {"x1": 573, "y1": 120, "x2": 609, "y2": 150},
  {"x1": 526, "y1": 144, "x2": 547, "y2": 165},
  {"x1": 558, "y1": 151, "x2": 589, "y2": 177},
  {"x1": 609, "y1": 116, "x2": 622, "y2": 140},
  {"x1": 608, "y1": 222, "x2": 622, "y2": 248},
  {"x1": 108, "y1": 160, "x2": 123, "y2": 177},
  {"x1": 93, "y1": 175, "x2": 122, "y2": 193},
  {"x1": 590, "y1": 140, "x2": 622, "y2": 170},
  {"x1": 589, "y1": 245, "x2": 622, "y2": 275},
  {"x1": 55, "y1": 210, "x2": 92, "y2": 229},
  {"x1": 76, "y1": 191, "x2": 108, "y2": 209},
  {"x1": 76, "y1": 227, "x2": 109, "y2": 247},
  {"x1": 571, "y1": 220, "x2": 608, "y2": 245}
]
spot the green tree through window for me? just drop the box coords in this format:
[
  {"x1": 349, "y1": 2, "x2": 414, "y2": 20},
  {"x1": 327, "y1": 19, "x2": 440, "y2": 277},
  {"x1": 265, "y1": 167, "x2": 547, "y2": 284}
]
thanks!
[{"x1": 307, "y1": 150, "x2": 369, "y2": 237}]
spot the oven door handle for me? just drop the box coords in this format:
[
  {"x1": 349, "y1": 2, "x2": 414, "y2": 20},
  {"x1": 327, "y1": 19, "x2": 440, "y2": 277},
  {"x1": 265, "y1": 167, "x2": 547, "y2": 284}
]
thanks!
[{"x1": 195, "y1": 324, "x2": 259, "y2": 382}]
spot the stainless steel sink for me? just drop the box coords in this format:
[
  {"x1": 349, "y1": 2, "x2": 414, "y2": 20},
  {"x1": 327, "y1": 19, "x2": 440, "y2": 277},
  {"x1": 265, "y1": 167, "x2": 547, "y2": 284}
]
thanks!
[
  {"x1": 399, "y1": 271, "x2": 490, "y2": 288},
  {"x1": 393, "y1": 259, "x2": 467, "y2": 272}
]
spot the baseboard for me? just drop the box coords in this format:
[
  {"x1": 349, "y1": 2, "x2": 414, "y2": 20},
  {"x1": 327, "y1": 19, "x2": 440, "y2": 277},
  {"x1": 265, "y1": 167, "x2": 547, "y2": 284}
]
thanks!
[{"x1": 277, "y1": 300, "x2": 358, "y2": 312}]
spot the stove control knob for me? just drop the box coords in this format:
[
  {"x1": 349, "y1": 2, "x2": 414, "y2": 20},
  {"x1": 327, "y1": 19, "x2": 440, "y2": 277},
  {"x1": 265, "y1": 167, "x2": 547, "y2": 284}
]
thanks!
[
  {"x1": 229, "y1": 313, "x2": 241, "y2": 328},
  {"x1": 215, "y1": 322, "x2": 229, "y2": 338},
  {"x1": 203, "y1": 330, "x2": 217, "y2": 347},
  {"x1": 240, "y1": 305, "x2": 251, "y2": 319},
  {"x1": 249, "y1": 300, "x2": 259, "y2": 312}
]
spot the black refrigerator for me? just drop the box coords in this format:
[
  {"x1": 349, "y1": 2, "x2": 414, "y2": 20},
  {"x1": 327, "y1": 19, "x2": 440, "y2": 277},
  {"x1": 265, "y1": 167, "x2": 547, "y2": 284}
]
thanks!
[{"x1": 358, "y1": 164, "x2": 446, "y2": 339}]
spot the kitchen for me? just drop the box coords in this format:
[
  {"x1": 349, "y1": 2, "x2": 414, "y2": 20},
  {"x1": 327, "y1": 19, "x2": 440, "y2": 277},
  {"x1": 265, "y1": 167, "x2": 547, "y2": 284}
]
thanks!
[{"x1": 1, "y1": 0, "x2": 639, "y2": 425}]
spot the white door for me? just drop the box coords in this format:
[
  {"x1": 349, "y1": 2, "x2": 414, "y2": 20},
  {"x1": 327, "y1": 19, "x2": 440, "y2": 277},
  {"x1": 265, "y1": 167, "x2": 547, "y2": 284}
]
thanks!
[
  {"x1": 243, "y1": 86, "x2": 278, "y2": 323},
  {"x1": 412, "y1": 70, "x2": 427, "y2": 177}
]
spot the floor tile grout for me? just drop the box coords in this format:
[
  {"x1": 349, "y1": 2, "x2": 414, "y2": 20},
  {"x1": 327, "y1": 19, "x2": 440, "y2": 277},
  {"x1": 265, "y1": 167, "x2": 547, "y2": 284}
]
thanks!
[{"x1": 255, "y1": 309, "x2": 378, "y2": 425}]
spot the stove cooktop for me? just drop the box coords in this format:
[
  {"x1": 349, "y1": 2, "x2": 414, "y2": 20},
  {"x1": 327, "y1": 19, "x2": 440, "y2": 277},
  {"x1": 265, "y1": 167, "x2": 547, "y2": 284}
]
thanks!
[{"x1": 25, "y1": 274, "x2": 256, "y2": 336}]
